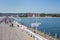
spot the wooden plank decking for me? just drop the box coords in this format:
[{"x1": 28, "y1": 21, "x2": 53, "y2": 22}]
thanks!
[{"x1": 0, "y1": 22, "x2": 34, "y2": 40}]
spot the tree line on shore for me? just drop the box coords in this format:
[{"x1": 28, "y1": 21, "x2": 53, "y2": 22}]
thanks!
[{"x1": 0, "y1": 13, "x2": 60, "y2": 17}]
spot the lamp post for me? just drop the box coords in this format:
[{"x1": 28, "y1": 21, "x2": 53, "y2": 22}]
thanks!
[
  {"x1": 31, "y1": 14, "x2": 41, "y2": 33},
  {"x1": 36, "y1": 15, "x2": 37, "y2": 33}
]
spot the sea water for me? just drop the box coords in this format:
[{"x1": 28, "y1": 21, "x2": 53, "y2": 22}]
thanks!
[{"x1": 14, "y1": 17, "x2": 60, "y2": 38}]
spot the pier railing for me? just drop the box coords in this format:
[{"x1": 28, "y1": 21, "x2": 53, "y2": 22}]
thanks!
[
  {"x1": 24, "y1": 28, "x2": 48, "y2": 40},
  {"x1": 13, "y1": 21, "x2": 48, "y2": 40}
]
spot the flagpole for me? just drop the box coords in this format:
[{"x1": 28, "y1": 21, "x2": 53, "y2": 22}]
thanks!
[{"x1": 36, "y1": 13, "x2": 37, "y2": 34}]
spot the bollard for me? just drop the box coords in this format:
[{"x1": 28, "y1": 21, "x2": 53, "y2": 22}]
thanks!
[{"x1": 55, "y1": 33, "x2": 57, "y2": 39}]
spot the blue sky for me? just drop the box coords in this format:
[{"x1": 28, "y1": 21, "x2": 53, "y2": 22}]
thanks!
[{"x1": 0, "y1": 0, "x2": 60, "y2": 13}]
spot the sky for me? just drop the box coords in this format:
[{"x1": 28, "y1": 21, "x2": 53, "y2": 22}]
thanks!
[{"x1": 0, "y1": 0, "x2": 60, "y2": 13}]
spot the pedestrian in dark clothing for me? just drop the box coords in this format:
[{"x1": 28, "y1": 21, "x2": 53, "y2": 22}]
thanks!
[
  {"x1": 17, "y1": 25, "x2": 19, "y2": 27},
  {"x1": 12, "y1": 23, "x2": 13, "y2": 27}
]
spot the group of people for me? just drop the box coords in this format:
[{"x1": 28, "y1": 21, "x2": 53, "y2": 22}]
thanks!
[
  {"x1": 4, "y1": 17, "x2": 14, "y2": 27},
  {"x1": 10, "y1": 23, "x2": 13, "y2": 27}
]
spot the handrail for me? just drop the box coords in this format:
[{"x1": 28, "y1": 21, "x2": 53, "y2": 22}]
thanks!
[
  {"x1": 13, "y1": 21, "x2": 48, "y2": 40},
  {"x1": 24, "y1": 29, "x2": 48, "y2": 40}
]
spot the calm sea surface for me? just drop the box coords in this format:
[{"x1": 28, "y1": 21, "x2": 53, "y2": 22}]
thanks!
[{"x1": 14, "y1": 17, "x2": 60, "y2": 38}]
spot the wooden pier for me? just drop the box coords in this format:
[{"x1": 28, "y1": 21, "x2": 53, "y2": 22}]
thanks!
[{"x1": 0, "y1": 22, "x2": 34, "y2": 40}]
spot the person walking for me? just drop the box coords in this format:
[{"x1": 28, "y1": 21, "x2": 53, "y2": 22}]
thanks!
[{"x1": 12, "y1": 23, "x2": 13, "y2": 27}]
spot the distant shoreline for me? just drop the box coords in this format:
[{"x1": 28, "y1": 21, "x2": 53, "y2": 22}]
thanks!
[{"x1": 14, "y1": 17, "x2": 60, "y2": 18}]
